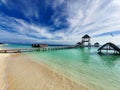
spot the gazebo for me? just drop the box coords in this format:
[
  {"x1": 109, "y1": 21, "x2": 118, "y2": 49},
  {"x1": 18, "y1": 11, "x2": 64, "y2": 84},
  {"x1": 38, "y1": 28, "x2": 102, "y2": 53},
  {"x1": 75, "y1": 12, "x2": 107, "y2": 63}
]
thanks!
[
  {"x1": 94, "y1": 42, "x2": 100, "y2": 47},
  {"x1": 32, "y1": 44, "x2": 48, "y2": 48},
  {"x1": 98, "y1": 42, "x2": 120, "y2": 54},
  {"x1": 82, "y1": 34, "x2": 91, "y2": 46},
  {"x1": 76, "y1": 42, "x2": 82, "y2": 45},
  {"x1": 75, "y1": 42, "x2": 83, "y2": 47}
]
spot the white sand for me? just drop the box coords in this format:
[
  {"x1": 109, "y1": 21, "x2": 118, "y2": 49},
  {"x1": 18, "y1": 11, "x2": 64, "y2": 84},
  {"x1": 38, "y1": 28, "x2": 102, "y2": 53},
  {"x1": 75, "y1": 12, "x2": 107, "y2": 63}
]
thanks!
[
  {"x1": 6, "y1": 54, "x2": 90, "y2": 90},
  {"x1": 0, "y1": 53, "x2": 10, "y2": 90},
  {"x1": 0, "y1": 48, "x2": 91, "y2": 90}
]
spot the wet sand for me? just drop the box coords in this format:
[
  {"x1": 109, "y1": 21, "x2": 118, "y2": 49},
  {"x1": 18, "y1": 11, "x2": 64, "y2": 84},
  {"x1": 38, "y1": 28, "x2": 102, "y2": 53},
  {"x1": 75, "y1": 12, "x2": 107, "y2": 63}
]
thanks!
[{"x1": 6, "y1": 54, "x2": 90, "y2": 90}]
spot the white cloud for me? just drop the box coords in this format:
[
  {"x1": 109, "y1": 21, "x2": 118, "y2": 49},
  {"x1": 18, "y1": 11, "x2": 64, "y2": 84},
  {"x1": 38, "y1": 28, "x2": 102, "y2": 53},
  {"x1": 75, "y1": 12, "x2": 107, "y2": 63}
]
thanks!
[
  {"x1": 113, "y1": 0, "x2": 120, "y2": 6},
  {"x1": 1, "y1": 0, "x2": 120, "y2": 45},
  {"x1": 58, "y1": 0, "x2": 120, "y2": 45},
  {"x1": 0, "y1": 15, "x2": 54, "y2": 42},
  {"x1": 0, "y1": 0, "x2": 7, "y2": 5}
]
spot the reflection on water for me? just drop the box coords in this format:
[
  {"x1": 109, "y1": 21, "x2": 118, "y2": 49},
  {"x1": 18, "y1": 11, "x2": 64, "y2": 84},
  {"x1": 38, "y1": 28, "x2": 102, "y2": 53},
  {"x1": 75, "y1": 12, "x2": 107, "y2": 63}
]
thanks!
[
  {"x1": 80, "y1": 48, "x2": 90, "y2": 64},
  {"x1": 99, "y1": 54, "x2": 120, "y2": 68},
  {"x1": 26, "y1": 47, "x2": 120, "y2": 90},
  {"x1": 1, "y1": 43, "x2": 120, "y2": 90},
  {"x1": 22, "y1": 47, "x2": 120, "y2": 90}
]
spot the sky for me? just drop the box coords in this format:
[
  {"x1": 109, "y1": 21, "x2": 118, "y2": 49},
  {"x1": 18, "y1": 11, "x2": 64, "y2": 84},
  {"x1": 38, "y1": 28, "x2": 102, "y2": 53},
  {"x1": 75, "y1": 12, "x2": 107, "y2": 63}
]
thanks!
[{"x1": 0, "y1": 0, "x2": 120, "y2": 45}]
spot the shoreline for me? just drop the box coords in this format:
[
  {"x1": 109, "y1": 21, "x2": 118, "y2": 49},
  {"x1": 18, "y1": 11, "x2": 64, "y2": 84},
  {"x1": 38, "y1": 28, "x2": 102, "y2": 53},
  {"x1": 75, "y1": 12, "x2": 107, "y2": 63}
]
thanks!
[
  {"x1": 6, "y1": 54, "x2": 90, "y2": 90},
  {"x1": 0, "y1": 47, "x2": 91, "y2": 90},
  {"x1": 28, "y1": 54, "x2": 92, "y2": 89}
]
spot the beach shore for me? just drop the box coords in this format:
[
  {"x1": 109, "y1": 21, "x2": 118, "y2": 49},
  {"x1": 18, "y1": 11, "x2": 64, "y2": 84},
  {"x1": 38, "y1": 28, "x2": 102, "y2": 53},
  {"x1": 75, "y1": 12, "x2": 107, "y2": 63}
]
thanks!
[
  {"x1": 0, "y1": 53, "x2": 10, "y2": 90},
  {"x1": 6, "y1": 54, "x2": 90, "y2": 90}
]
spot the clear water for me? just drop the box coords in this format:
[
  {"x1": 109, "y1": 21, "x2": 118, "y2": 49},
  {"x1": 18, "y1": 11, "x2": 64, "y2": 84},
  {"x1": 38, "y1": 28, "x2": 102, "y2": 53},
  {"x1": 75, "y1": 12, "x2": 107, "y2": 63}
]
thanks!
[
  {"x1": 0, "y1": 44, "x2": 31, "y2": 49},
  {"x1": 1, "y1": 44, "x2": 120, "y2": 90},
  {"x1": 27, "y1": 47, "x2": 120, "y2": 90}
]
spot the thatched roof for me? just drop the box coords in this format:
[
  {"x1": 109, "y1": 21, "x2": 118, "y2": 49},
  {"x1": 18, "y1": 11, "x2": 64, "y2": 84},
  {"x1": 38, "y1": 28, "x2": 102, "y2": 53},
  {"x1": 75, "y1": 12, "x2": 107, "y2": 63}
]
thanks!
[
  {"x1": 98, "y1": 42, "x2": 120, "y2": 52},
  {"x1": 76, "y1": 42, "x2": 82, "y2": 45},
  {"x1": 32, "y1": 44, "x2": 48, "y2": 48},
  {"x1": 82, "y1": 34, "x2": 90, "y2": 38},
  {"x1": 95, "y1": 42, "x2": 99, "y2": 44}
]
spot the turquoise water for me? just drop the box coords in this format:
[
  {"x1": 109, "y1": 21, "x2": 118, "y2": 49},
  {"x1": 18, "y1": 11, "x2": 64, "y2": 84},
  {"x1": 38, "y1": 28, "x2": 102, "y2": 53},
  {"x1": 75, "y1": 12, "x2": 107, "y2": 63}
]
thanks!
[
  {"x1": 1, "y1": 44, "x2": 120, "y2": 90},
  {"x1": 0, "y1": 44, "x2": 31, "y2": 49},
  {"x1": 27, "y1": 47, "x2": 120, "y2": 90}
]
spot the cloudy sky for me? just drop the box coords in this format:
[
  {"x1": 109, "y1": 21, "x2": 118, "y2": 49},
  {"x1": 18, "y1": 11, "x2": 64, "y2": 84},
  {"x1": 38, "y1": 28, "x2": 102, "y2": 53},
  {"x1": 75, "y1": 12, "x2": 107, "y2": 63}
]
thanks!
[{"x1": 0, "y1": 0, "x2": 120, "y2": 45}]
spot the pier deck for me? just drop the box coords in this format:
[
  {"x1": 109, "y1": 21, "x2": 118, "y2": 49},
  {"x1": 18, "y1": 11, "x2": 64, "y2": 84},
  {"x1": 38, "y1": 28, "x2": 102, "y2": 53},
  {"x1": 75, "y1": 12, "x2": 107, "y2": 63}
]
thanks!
[{"x1": 0, "y1": 46, "x2": 76, "y2": 53}]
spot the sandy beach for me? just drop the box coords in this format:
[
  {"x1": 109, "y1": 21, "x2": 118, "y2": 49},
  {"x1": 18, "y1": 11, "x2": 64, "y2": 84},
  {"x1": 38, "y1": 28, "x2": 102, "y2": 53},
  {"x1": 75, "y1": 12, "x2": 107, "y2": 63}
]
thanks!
[
  {"x1": 0, "y1": 47, "x2": 90, "y2": 90},
  {"x1": 5, "y1": 54, "x2": 90, "y2": 90},
  {"x1": 0, "y1": 46, "x2": 91, "y2": 90},
  {"x1": 0, "y1": 53, "x2": 9, "y2": 90}
]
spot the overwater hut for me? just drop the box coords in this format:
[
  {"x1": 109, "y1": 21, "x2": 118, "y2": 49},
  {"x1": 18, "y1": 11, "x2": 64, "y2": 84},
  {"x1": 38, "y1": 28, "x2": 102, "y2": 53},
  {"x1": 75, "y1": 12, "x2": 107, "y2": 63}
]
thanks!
[
  {"x1": 76, "y1": 42, "x2": 82, "y2": 46},
  {"x1": 32, "y1": 44, "x2": 48, "y2": 48},
  {"x1": 82, "y1": 34, "x2": 91, "y2": 46},
  {"x1": 98, "y1": 42, "x2": 120, "y2": 54},
  {"x1": 94, "y1": 42, "x2": 100, "y2": 47}
]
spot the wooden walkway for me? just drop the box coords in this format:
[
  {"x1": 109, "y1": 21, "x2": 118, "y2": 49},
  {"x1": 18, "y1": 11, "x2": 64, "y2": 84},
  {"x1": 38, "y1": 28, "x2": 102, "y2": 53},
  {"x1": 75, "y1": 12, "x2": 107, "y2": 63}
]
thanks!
[{"x1": 0, "y1": 46, "x2": 76, "y2": 53}]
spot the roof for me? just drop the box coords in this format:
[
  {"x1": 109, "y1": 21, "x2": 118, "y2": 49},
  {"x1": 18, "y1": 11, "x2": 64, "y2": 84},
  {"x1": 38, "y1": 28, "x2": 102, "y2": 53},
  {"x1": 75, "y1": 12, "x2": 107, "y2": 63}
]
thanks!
[
  {"x1": 98, "y1": 42, "x2": 120, "y2": 52},
  {"x1": 95, "y1": 42, "x2": 99, "y2": 44},
  {"x1": 82, "y1": 34, "x2": 90, "y2": 38},
  {"x1": 76, "y1": 42, "x2": 82, "y2": 45}
]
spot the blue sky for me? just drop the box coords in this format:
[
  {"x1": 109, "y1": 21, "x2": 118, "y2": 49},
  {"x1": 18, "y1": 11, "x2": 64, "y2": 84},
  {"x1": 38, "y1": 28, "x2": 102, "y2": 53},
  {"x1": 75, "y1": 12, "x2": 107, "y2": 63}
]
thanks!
[{"x1": 0, "y1": 0, "x2": 120, "y2": 45}]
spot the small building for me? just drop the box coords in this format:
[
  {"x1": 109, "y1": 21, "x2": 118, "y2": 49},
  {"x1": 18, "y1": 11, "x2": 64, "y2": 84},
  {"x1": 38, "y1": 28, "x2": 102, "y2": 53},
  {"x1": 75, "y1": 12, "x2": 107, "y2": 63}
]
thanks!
[
  {"x1": 32, "y1": 44, "x2": 48, "y2": 48},
  {"x1": 94, "y1": 42, "x2": 100, "y2": 47},
  {"x1": 82, "y1": 34, "x2": 91, "y2": 46},
  {"x1": 75, "y1": 42, "x2": 83, "y2": 47},
  {"x1": 76, "y1": 42, "x2": 82, "y2": 46},
  {"x1": 98, "y1": 42, "x2": 120, "y2": 54}
]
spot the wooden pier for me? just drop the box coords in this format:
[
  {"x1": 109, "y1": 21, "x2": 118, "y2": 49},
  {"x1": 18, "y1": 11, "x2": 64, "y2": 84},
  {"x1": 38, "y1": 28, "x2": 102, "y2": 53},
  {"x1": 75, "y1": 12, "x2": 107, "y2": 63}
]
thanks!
[{"x1": 0, "y1": 45, "x2": 76, "y2": 53}]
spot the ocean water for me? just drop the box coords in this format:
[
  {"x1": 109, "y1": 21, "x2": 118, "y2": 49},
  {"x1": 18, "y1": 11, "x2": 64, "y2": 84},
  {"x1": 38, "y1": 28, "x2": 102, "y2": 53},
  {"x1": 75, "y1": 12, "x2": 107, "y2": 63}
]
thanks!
[
  {"x1": 0, "y1": 44, "x2": 31, "y2": 49},
  {"x1": 27, "y1": 47, "x2": 120, "y2": 90},
  {"x1": 1, "y1": 44, "x2": 120, "y2": 90}
]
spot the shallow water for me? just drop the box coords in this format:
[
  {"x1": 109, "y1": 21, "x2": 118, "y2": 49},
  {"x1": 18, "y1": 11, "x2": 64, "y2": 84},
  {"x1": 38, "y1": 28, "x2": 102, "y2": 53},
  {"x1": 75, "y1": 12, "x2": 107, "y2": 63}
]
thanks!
[
  {"x1": 0, "y1": 44, "x2": 31, "y2": 49},
  {"x1": 1, "y1": 44, "x2": 120, "y2": 90},
  {"x1": 27, "y1": 47, "x2": 120, "y2": 90}
]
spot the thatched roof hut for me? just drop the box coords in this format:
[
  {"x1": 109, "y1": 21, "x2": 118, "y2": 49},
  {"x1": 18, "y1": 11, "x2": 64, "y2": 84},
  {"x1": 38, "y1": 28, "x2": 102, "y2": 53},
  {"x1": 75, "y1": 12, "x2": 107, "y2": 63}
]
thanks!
[
  {"x1": 98, "y1": 42, "x2": 120, "y2": 54},
  {"x1": 32, "y1": 44, "x2": 48, "y2": 48},
  {"x1": 82, "y1": 34, "x2": 91, "y2": 38},
  {"x1": 94, "y1": 42, "x2": 100, "y2": 47},
  {"x1": 82, "y1": 34, "x2": 91, "y2": 46},
  {"x1": 76, "y1": 42, "x2": 82, "y2": 45}
]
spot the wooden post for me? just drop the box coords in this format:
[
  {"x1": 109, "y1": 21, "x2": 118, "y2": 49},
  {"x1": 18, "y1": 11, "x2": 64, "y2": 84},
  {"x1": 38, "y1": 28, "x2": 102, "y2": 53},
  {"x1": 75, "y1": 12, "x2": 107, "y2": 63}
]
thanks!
[{"x1": 5, "y1": 50, "x2": 7, "y2": 53}]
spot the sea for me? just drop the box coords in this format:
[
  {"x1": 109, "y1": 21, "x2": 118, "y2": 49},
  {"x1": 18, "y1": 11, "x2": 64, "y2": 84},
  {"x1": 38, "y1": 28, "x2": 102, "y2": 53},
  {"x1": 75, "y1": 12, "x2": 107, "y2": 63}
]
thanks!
[{"x1": 1, "y1": 44, "x2": 120, "y2": 90}]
